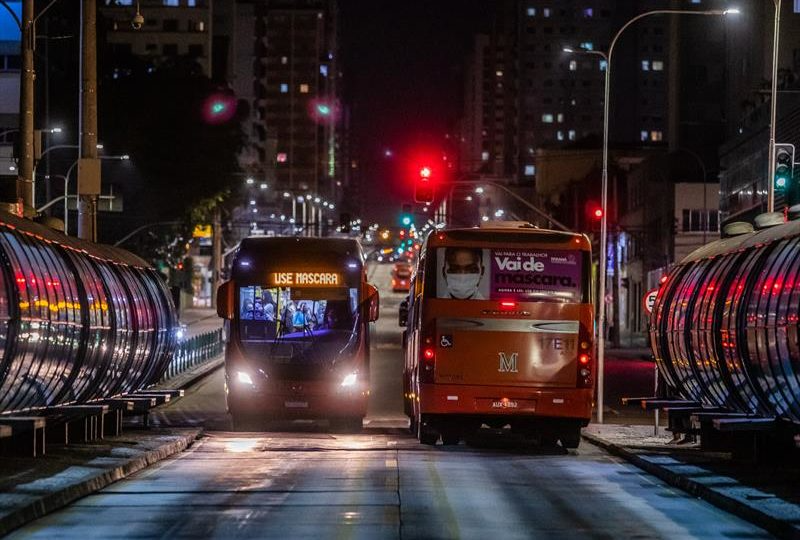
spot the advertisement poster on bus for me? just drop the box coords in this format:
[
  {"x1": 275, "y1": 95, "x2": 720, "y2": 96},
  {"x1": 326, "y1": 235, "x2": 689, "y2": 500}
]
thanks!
[{"x1": 436, "y1": 247, "x2": 582, "y2": 302}]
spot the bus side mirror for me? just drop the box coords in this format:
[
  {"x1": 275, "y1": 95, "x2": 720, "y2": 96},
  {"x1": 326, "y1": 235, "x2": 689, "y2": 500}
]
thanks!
[
  {"x1": 365, "y1": 283, "x2": 379, "y2": 322},
  {"x1": 398, "y1": 299, "x2": 409, "y2": 327},
  {"x1": 216, "y1": 281, "x2": 234, "y2": 319}
]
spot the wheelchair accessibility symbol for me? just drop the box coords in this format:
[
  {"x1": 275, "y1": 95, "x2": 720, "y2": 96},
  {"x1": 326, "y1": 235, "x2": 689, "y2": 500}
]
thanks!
[{"x1": 440, "y1": 335, "x2": 453, "y2": 348}]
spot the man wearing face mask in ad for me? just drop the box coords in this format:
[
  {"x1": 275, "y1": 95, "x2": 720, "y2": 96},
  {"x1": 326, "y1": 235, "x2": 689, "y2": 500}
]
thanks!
[{"x1": 441, "y1": 247, "x2": 487, "y2": 299}]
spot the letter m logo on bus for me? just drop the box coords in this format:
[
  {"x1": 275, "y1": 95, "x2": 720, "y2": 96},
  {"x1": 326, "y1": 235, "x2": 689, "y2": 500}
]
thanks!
[{"x1": 498, "y1": 352, "x2": 519, "y2": 373}]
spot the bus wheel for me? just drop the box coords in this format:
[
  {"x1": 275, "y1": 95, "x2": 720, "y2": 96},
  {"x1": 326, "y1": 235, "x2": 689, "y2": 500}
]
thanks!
[
  {"x1": 440, "y1": 427, "x2": 460, "y2": 446},
  {"x1": 417, "y1": 415, "x2": 439, "y2": 445},
  {"x1": 559, "y1": 426, "x2": 581, "y2": 449},
  {"x1": 331, "y1": 417, "x2": 363, "y2": 434}
]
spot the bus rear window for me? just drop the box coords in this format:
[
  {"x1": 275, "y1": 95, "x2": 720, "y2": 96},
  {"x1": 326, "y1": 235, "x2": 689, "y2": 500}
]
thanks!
[{"x1": 433, "y1": 247, "x2": 583, "y2": 302}]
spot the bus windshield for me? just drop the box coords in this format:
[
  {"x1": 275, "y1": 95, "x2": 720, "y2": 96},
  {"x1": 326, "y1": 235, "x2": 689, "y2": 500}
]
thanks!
[
  {"x1": 432, "y1": 246, "x2": 584, "y2": 302},
  {"x1": 238, "y1": 285, "x2": 360, "y2": 365}
]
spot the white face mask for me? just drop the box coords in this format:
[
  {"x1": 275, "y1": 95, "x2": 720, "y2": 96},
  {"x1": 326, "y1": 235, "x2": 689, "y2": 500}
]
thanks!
[{"x1": 446, "y1": 273, "x2": 481, "y2": 299}]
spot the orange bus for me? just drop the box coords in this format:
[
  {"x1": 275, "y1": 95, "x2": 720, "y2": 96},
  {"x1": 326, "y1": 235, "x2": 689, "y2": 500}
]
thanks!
[
  {"x1": 400, "y1": 223, "x2": 594, "y2": 447},
  {"x1": 216, "y1": 237, "x2": 379, "y2": 431}
]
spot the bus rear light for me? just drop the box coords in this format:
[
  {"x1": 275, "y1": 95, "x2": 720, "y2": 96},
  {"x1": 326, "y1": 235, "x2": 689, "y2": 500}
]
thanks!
[
  {"x1": 579, "y1": 353, "x2": 590, "y2": 365},
  {"x1": 499, "y1": 301, "x2": 516, "y2": 310},
  {"x1": 423, "y1": 348, "x2": 435, "y2": 360}
]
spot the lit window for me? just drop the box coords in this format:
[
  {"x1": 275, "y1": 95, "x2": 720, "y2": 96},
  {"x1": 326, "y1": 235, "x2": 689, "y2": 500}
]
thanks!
[
  {"x1": 568, "y1": 130, "x2": 576, "y2": 141},
  {"x1": 640, "y1": 130, "x2": 649, "y2": 141},
  {"x1": 599, "y1": 60, "x2": 607, "y2": 71},
  {"x1": 496, "y1": 70, "x2": 503, "y2": 77},
  {"x1": 163, "y1": 0, "x2": 179, "y2": 6},
  {"x1": 542, "y1": 114, "x2": 554, "y2": 123},
  {"x1": 481, "y1": 151, "x2": 490, "y2": 162},
  {"x1": 299, "y1": 84, "x2": 309, "y2": 93},
  {"x1": 579, "y1": 41, "x2": 593, "y2": 51},
  {"x1": 281, "y1": 56, "x2": 288, "y2": 65},
  {"x1": 583, "y1": 8, "x2": 593, "y2": 17},
  {"x1": 320, "y1": 64, "x2": 328, "y2": 77},
  {"x1": 280, "y1": 83, "x2": 288, "y2": 93},
  {"x1": 569, "y1": 60, "x2": 577, "y2": 71},
  {"x1": 557, "y1": 131, "x2": 564, "y2": 141},
  {"x1": 652, "y1": 60, "x2": 664, "y2": 71},
  {"x1": 524, "y1": 165, "x2": 536, "y2": 176},
  {"x1": 527, "y1": 7, "x2": 536, "y2": 16},
  {"x1": 641, "y1": 60, "x2": 650, "y2": 71},
  {"x1": 651, "y1": 130, "x2": 663, "y2": 141},
  {"x1": 796, "y1": 0, "x2": 800, "y2": 12},
  {"x1": 277, "y1": 153, "x2": 288, "y2": 163},
  {"x1": 116, "y1": 0, "x2": 133, "y2": 4},
  {"x1": 543, "y1": 7, "x2": 551, "y2": 17},
  {"x1": 188, "y1": 0, "x2": 196, "y2": 5},
  {"x1": 557, "y1": 113, "x2": 564, "y2": 123}
]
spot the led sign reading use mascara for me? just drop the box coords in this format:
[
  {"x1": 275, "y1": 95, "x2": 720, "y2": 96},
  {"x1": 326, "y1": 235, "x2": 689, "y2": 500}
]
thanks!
[{"x1": 271, "y1": 272, "x2": 341, "y2": 286}]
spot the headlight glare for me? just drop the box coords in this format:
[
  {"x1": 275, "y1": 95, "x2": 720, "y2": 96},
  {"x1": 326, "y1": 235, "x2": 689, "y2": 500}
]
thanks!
[
  {"x1": 237, "y1": 371, "x2": 254, "y2": 385},
  {"x1": 340, "y1": 372, "x2": 357, "y2": 387}
]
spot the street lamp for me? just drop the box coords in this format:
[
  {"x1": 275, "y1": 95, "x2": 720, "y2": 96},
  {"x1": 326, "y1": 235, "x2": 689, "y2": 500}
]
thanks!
[
  {"x1": 564, "y1": 6, "x2": 739, "y2": 424},
  {"x1": 768, "y1": 1, "x2": 781, "y2": 212}
]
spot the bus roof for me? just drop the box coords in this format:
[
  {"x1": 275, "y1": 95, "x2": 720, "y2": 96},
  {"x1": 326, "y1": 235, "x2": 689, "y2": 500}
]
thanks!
[
  {"x1": 424, "y1": 226, "x2": 590, "y2": 252},
  {"x1": 232, "y1": 236, "x2": 364, "y2": 281}
]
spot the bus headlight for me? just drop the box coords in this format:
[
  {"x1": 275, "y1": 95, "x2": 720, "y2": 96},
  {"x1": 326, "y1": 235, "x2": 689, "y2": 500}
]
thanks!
[
  {"x1": 340, "y1": 372, "x2": 358, "y2": 387},
  {"x1": 237, "y1": 371, "x2": 254, "y2": 386}
]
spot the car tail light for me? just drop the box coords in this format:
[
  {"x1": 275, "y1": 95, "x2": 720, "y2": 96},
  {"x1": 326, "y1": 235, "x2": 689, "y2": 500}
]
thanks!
[
  {"x1": 419, "y1": 333, "x2": 436, "y2": 383},
  {"x1": 577, "y1": 327, "x2": 593, "y2": 388}
]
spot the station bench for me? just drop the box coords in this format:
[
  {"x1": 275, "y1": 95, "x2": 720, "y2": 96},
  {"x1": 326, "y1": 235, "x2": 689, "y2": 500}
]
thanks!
[
  {"x1": 43, "y1": 404, "x2": 109, "y2": 444},
  {"x1": 0, "y1": 416, "x2": 46, "y2": 457}
]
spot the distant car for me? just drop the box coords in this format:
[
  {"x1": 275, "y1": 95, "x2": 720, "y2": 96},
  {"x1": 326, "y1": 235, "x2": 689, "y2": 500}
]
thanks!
[{"x1": 391, "y1": 262, "x2": 412, "y2": 292}]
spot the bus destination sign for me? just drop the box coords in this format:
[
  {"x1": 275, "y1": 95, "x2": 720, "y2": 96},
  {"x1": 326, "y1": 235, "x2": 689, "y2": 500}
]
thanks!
[{"x1": 271, "y1": 272, "x2": 341, "y2": 287}]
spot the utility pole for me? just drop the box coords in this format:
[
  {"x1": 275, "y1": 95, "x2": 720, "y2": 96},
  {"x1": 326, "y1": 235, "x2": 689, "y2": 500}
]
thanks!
[
  {"x1": 17, "y1": 0, "x2": 34, "y2": 215},
  {"x1": 211, "y1": 206, "x2": 221, "y2": 309},
  {"x1": 77, "y1": 0, "x2": 100, "y2": 241}
]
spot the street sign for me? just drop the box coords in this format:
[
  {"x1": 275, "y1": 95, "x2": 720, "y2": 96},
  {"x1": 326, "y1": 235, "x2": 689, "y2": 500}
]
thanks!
[{"x1": 643, "y1": 288, "x2": 659, "y2": 315}]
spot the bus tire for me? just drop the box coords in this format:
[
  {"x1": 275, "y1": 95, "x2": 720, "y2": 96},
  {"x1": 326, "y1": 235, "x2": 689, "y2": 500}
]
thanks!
[
  {"x1": 331, "y1": 417, "x2": 363, "y2": 434},
  {"x1": 417, "y1": 415, "x2": 439, "y2": 445},
  {"x1": 559, "y1": 426, "x2": 581, "y2": 449},
  {"x1": 440, "y1": 427, "x2": 460, "y2": 446}
]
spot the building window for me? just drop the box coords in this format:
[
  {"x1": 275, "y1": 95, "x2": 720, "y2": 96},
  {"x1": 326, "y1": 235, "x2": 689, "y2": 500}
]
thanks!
[
  {"x1": 163, "y1": 44, "x2": 178, "y2": 56},
  {"x1": 543, "y1": 7, "x2": 551, "y2": 17},
  {"x1": 641, "y1": 130, "x2": 649, "y2": 141},
  {"x1": 280, "y1": 83, "x2": 288, "y2": 93},
  {"x1": 163, "y1": 0, "x2": 179, "y2": 6},
  {"x1": 542, "y1": 114, "x2": 554, "y2": 123},
  {"x1": 281, "y1": 56, "x2": 288, "y2": 65},
  {"x1": 557, "y1": 113, "x2": 564, "y2": 123},
  {"x1": 569, "y1": 60, "x2": 577, "y2": 71},
  {"x1": 188, "y1": 0, "x2": 196, "y2": 6},
  {"x1": 641, "y1": 60, "x2": 650, "y2": 71},
  {"x1": 481, "y1": 151, "x2": 490, "y2": 162},
  {"x1": 299, "y1": 84, "x2": 309, "y2": 93},
  {"x1": 682, "y1": 209, "x2": 719, "y2": 232},
  {"x1": 599, "y1": 60, "x2": 607, "y2": 71},
  {"x1": 652, "y1": 60, "x2": 664, "y2": 71},
  {"x1": 163, "y1": 19, "x2": 178, "y2": 31},
  {"x1": 277, "y1": 153, "x2": 288, "y2": 163},
  {"x1": 527, "y1": 7, "x2": 536, "y2": 16},
  {"x1": 568, "y1": 130, "x2": 576, "y2": 141},
  {"x1": 583, "y1": 8, "x2": 593, "y2": 17},
  {"x1": 579, "y1": 41, "x2": 593, "y2": 51},
  {"x1": 320, "y1": 64, "x2": 328, "y2": 77},
  {"x1": 651, "y1": 130, "x2": 663, "y2": 141},
  {"x1": 496, "y1": 70, "x2": 504, "y2": 77},
  {"x1": 796, "y1": 0, "x2": 800, "y2": 12},
  {"x1": 188, "y1": 44, "x2": 203, "y2": 57},
  {"x1": 557, "y1": 130, "x2": 564, "y2": 141},
  {"x1": 524, "y1": 165, "x2": 536, "y2": 176}
]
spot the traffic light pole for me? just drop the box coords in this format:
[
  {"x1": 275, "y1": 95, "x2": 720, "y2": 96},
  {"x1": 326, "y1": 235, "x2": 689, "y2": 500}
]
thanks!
[{"x1": 768, "y1": 0, "x2": 782, "y2": 213}]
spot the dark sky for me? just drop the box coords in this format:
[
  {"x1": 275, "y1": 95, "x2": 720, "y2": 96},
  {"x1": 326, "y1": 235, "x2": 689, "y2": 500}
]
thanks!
[{"x1": 339, "y1": 1, "x2": 493, "y2": 223}]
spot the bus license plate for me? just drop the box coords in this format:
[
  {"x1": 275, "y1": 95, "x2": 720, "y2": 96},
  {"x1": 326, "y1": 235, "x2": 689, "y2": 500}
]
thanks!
[{"x1": 284, "y1": 401, "x2": 308, "y2": 408}]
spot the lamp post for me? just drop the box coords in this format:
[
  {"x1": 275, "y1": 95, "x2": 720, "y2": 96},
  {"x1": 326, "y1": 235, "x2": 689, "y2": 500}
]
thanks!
[
  {"x1": 767, "y1": 0, "x2": 782, "y2": 212},
  {"x1": 564, "y1": 7, "x2": 739, "y2": 424}
]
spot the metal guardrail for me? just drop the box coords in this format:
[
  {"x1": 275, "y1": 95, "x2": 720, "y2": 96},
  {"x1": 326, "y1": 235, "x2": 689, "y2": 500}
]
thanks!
[{"x1": 162, "y1": 328, "x2": 224, "y2": 381}]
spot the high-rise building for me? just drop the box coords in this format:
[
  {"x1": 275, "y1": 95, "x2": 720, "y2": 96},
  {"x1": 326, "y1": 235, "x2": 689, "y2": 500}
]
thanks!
[
  {"x1": 242, "y1": 0, "x2": 340, "y2": 201},
  {"x1": 100, "y1": 0, "x2": 213, "y2": 77}
]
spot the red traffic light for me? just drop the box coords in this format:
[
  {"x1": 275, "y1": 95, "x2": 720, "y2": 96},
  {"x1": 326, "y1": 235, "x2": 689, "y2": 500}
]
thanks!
[
  {"x1": 420, "y1": 166, "x2": 432, "y2": 179},
  {"x1": 415, "y1": 165, "x2": 435, "y2": 204},
  {"x1": 593, "y1": 208, "x2": 603, "y2": 219}
]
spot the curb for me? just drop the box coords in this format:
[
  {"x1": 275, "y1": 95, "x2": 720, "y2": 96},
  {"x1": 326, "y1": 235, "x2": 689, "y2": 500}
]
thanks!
[
  {"x1": 0, "y1": 428, "x2": 202, "y2": 537},
  {"x1": 582, "y1": 431, "x2": 800, "y2": 540}
]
